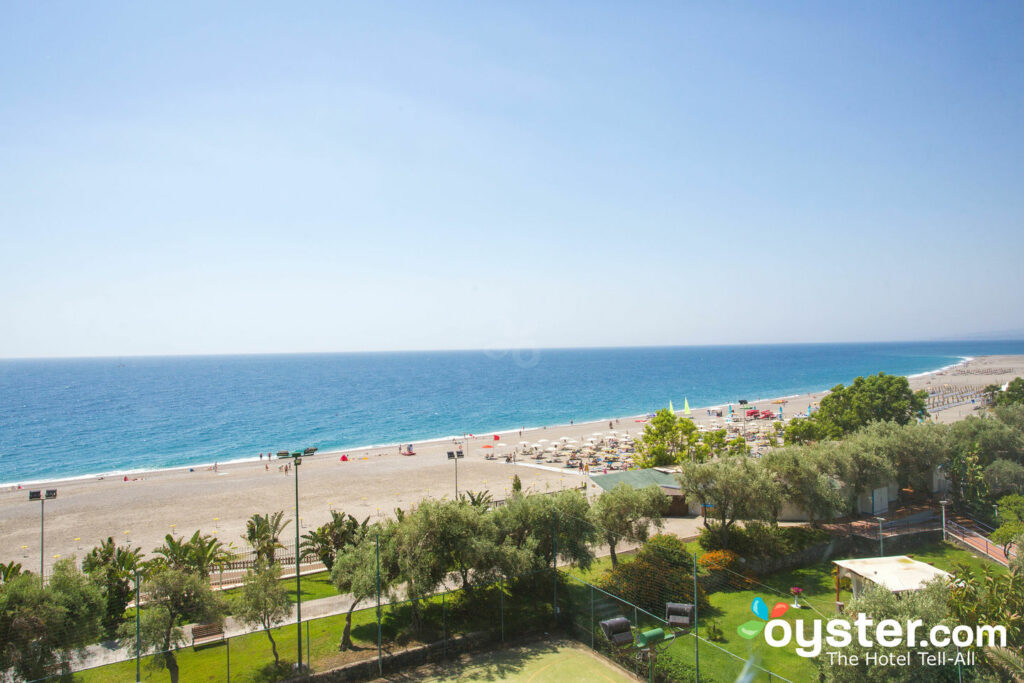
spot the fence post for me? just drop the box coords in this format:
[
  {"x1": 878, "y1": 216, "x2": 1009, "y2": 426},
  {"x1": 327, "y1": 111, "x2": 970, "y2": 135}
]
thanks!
[
  {"x1": 306, "y1": 620, "x2": 310, "y2": 671},
  {"x1": 376, "y1": 532, "x2": 382, "y2": 676},
  {"x1": 226, "y1": 636, "x2": 230, "y2": 682},
  {"x1": 443, "y1": 591, "x2": 448, "y2": 658},
  {"x1": 500, "y1": 577, "x2": 505, "y2": 643},
  {"x1": 693, "y1": 552, "x2": 700, "y2": 683},
  {"x1": 590, "y1": 584, "x2": 594, "y2": 649}
]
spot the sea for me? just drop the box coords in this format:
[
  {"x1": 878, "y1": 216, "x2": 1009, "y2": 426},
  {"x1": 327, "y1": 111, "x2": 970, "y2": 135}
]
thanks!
[{"x1": 2, "y1": 341, "x2": 1024, "y2": 486}]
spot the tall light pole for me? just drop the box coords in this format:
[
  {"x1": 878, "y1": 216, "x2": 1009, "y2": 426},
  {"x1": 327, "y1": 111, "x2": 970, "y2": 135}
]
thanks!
[
  {"x1": 874, "y1": 517, "x2": 885, "y2": 556},
  {"x1": 940, "y1": 499, "x2": 949, "y2": 541},
  {"x1": 448, "y1": 442, "x2": 465, "y2": 498},
  {"x1": 28, "y1": 489, "x2": 57, "y2": 580},
  {"x1": 280, "y1": 450, "x2": 305, "y2": 672}
]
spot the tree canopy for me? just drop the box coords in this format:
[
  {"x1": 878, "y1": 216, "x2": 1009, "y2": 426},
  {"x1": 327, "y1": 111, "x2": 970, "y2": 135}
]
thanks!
[{"x1": 784, "y1": 373, "x2": 928, "y2": 444}]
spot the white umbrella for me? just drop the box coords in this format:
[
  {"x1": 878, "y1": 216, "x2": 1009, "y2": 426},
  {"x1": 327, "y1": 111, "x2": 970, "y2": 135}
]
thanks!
[{"x1": 538, "y1": 438, "x2": 550, "y2": 443}]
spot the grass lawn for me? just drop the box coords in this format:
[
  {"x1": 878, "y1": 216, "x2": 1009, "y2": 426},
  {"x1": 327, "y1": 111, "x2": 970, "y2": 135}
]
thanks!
[
  {"x1": 393, "y1": 639, "x2": 635, "y2": 682},
  {"x1": 75, "y1": 580, "x2": 557, "y2": 682},
  {"x1": 567, "y1": 539, "x2": 1006, "y2": 682},
  {"x1": 218, "y1": 569, "x2": 338, "y2": 607}
]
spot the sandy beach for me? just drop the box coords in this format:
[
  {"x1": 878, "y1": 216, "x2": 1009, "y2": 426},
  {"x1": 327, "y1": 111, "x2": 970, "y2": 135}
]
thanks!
[{"x1": 2, "y1": 354, "x2": 1022, "y2": 572}]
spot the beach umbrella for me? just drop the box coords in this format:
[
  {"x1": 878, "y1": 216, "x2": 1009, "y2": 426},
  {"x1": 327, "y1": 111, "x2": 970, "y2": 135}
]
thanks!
[
  {"x1": 482, "y1": 444, "x2": 493, "y2": 449},
  {"x1": 538, "y1": 438, "x2": 550, "y2": 443}
]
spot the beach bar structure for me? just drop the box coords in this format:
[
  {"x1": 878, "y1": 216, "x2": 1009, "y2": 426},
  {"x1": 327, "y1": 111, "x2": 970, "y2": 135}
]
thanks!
[{"x1": 832, "y1": 556, "x2": 952, "y2": 603}]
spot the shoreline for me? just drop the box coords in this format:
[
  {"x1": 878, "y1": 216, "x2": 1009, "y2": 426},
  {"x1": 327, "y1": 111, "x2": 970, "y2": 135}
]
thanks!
[
  {"x1": 1, "y1": 354, "x2": 1021, "y2": 570},
  {"x1": 0, "y1": 355, "x2": 977, "y2": 488}
]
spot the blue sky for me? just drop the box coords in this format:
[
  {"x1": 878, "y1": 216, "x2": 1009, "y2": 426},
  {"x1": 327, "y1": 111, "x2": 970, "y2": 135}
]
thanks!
[{"x1": 2, "y1": 2, "x2": 1022, "y2": 358}]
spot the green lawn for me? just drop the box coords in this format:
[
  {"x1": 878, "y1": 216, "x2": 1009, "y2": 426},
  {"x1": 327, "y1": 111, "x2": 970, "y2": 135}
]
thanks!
[
  {"x1": 567, "y1": 539, "x2": 1005, "y2": 682},
  {"x1": 219, "y1": 569, "x2": 338, "y2": 607},
  {"x1": 396, "y1": 639, "x2": 635, "y2": 682},
  {"x1": 75, "y1": 579, "x2": 557, "y2": 683}
]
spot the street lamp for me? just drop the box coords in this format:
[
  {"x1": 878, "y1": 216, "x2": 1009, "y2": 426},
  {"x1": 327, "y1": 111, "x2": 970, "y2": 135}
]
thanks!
[
  {"x1": 28, "y1": 489, "x2": 57, "y2": 579},
  {"x1": 447, "y1": 446, "x2": 465, "y2": 498},
  {"x1": 279, "y1": 449, "x2": 307, "y2": 672},
  {"x1": 940, "y1": 500, "x2": 950, "y2": 541},
  {"x1": 874, "y1": 517, "x2": 885, "y2": 556}
]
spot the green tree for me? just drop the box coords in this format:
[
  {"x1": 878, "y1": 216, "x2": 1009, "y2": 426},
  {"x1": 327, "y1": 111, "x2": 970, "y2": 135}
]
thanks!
[
  {"x1": 0, "y1": 559, "x2": 105, "y2": 682},
  {"x1": 763, "y1": 445, "x2": 845, "y2": 524},
  {"x1": 820, "y1": 581, "x2": 956, "y2": 682},
  {"x1": 233, "y1": 563, "x2": 290, "y2": 666},
  {"x1": 993, "y1": 377, "x2": 1024, "y2": 407},
  {"x1": 599, "y1": 535, "x2": 699, "y2": 617},
  {"x1": 785, "y1": 373, "x2": 928, "y2": 443},
  {"x1": 947, "y1": 416, "x2": 1024, "y2": 468},
  {"x1": 152, "y1": 530, "x2": 230, "y2": 579},
  {"x1": 677, "y1": 456, "x2": 782, "y2": 549},
  {"x1": 588, "y1": 484, "x2": 669, "y2": 567},
  {"x1": 82, "y1": 537, "x2": 145, "y2": 638},
  {"x1": 999, "y1": 494, "x2": 1024, "y2": 523},
  {"x1": 635, "y1": 408, "x2": 695, "y2": 467},
  {"x1": 121, "y1": 568, "x2": 224, "y2": 683},
  {"x1": 244, "y1": 511, "x2": 291, "y2": 566},
  {"x1": 331, "y1": 523, "x2": 397, "y2": 651},
  {"x1": 830, "y1": 435, "x2": 895, "y2": 511},
  {"x1": 511, "y1": 474, "x2": 522, "y2": 493},
  {"x1": 985, "y1": 460, "x2": 1024, "y2": 498},
  {"x1": 991, "y1": 522, "x2": 1024, "y2": 555},
  {"x1": 993, "y1": 403, "x2": 1024, "y2": 434},
  {"x1": 946, "y1": 446, "x2": 991, "y2": 517},
  {"x1": 492, "y1": 489, "x2": 597, "y2": 570},
  {"x1": 947, "y1": 561, "x2": 1024, "y2": 647},
  {"x1": 0, "y1": 561, "x2": 23, "y2": 584},
  {"x1": 300, "y1": 510, "x2": 364, "y2": 572}
]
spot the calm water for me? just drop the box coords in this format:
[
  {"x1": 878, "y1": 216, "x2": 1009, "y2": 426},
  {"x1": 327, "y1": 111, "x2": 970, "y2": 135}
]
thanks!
[{"x1": 2, "y1": 341, "x2": 1023, "y2": 484}]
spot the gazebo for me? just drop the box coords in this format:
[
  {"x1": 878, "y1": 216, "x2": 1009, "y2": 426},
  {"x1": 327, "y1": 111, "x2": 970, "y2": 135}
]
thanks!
[{"x1": 833, "y1": 556, "x2": 952, "y2": 603}]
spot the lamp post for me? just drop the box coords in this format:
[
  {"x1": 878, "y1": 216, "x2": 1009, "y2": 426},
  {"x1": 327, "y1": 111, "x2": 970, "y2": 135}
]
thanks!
[
  {"x1": 448, "y1": 442, "x2": 465, "y2": 498},
  {"x1": 874, "y1": 517, "x2": 885, "y2": 556},
  {"x1": 279, "y1": 450, "x2": 305, "y2": 672},
  {"x1": 940, "y1": 500, "x2": 949, "y2": 541},
  {"x1": 28, "y1": 489, "x2": 57, "y2": 580}
]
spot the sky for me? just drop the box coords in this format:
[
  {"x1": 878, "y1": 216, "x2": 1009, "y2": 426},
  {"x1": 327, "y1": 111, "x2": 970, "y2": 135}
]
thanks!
[{"x1": 1, "y1": 2, "x2": 1023, "y2": 358}]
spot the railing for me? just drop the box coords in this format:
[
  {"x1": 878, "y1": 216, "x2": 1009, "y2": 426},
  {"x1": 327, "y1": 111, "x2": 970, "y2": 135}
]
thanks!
[{"x1": 945, "y1": 520, "x2": 1018, "y2": 566}]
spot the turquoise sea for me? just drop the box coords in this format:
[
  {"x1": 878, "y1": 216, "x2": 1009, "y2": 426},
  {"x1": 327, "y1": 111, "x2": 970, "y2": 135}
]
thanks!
[{"x1": 2, "y1": 341, "x2": 1023, "y2": 485}]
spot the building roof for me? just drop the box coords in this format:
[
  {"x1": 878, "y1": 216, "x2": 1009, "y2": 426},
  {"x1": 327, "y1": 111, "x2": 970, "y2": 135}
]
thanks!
[
  {"x1": 590, "y1": 468, "x2": 681, "y2": 493},
  {"x1": 833, "y1": 556, "x2": 952, "y2": 593}
]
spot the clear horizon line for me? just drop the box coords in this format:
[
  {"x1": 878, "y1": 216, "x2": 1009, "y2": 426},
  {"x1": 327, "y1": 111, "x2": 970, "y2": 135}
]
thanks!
[{"x1": 2, "y1": 337, "x2": 1023, "y2": 362}]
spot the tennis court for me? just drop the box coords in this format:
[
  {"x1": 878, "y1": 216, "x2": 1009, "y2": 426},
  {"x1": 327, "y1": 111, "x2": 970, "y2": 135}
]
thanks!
[{"x1": 383, "y1": 639, "x2": 637, "y2": 682}]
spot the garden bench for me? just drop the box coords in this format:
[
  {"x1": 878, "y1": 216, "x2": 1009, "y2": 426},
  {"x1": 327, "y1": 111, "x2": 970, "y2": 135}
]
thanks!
[{"x1": 191, "y1": 622, "x2": 224, "y2": 647}]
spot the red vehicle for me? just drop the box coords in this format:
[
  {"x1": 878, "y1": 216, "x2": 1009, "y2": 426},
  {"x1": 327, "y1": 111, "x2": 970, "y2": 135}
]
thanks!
[
  {"x1": 745, "y1": 408, "x2": 760, "y2": 418},
  {"x1": 759, "y1": 410, "x2": 775, "y2": 420}
]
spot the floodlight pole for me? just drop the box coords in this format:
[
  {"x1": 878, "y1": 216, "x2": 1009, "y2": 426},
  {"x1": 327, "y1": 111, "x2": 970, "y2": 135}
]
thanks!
[
  {"x1": 294, "y1": 453, "x2": 303, "y2": 673},
  {"x1": 40, "y1": 497, "x2": 45, "y2": 579},
  {"x1": 135, "y1": 570, "x2": 141, "y2": 683},
  {"x1": 875, "y1": 517, "x2": 885, "y2": 556}
]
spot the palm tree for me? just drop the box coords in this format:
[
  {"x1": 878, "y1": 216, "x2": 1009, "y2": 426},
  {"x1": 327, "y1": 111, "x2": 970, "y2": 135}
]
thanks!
[
  {"x1": 301, "y1": 511, "x2": 366, "y2": 570},
  {"x1": 463, "y1": 490, "x2": 493, "y2": 508},
  {"x1": 0, "y1": 560, "x2": 23, "y2": 583},
  {"x1": 987, "y1": 647, "x2": 1024, "y2": 681},
  {"x1": 153, "y1": 534, "x2": 192, "y2": 571},
  {"x1": 187, "y1": 531, "x2": 232, "y2": 579},
  {"x1": 83, "y1": 537, "x2": 145, "y2": 637},
  {"x1": 245, "y1": 511, "x2": 290, "y2": 566}
]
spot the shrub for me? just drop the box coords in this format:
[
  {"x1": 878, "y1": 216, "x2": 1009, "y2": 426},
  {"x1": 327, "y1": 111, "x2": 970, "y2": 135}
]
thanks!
[
  {"x1": 698, "y1": 522, "x2": 831, "y2": 559},
  {"x1": 599, "y1": 534, "x2": 704, "y2": 614},
  {"x1": 698, "y1": 549, "x2": 743, "y2": 574}
]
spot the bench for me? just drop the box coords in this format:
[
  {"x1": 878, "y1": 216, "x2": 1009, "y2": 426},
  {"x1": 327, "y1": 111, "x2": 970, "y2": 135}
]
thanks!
[{"x1": 191, "y1": 623, "x2": 225, "y2": 647}]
